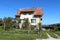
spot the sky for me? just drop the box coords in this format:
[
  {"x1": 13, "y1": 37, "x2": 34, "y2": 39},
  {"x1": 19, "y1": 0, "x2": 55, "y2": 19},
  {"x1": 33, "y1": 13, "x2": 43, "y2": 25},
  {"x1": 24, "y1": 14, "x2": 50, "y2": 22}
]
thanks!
[{"x1": 0, "y1": 0, "x2": 60, "y2": 25}]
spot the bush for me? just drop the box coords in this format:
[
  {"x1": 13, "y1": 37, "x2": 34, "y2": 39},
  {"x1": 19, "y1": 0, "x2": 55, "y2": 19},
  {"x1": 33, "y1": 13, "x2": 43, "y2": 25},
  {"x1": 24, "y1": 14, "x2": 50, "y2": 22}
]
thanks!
[
  {"x1": 31, "y1": 25, "x2": 36, "y2": 30},
  {"x1": 29, "y1": 30, "x2": 37, "y2": 34}
]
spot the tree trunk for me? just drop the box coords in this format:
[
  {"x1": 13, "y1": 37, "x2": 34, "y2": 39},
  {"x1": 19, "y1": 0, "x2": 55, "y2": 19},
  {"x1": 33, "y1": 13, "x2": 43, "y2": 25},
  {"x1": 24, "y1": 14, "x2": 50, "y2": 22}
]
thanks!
[{"x1": 4, "y1": 23, "x2": 6, "y2": 31}]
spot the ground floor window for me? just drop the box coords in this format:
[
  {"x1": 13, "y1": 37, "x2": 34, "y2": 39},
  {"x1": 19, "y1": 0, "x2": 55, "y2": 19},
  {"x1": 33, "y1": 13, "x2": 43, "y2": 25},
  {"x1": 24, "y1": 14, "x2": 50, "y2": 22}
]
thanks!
[
  {"x1": 31, "y1": 19, "x2": 36, "y2": 23},
  {"x1": 20, "y1": 19, "x2": 24, "y2": 23}
]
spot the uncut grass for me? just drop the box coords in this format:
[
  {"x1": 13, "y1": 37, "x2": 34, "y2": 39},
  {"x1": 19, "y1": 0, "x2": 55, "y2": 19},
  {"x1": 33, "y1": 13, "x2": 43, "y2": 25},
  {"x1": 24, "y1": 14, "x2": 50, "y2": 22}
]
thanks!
[
  {"x1": 0, "y1": 26, "x2": 48, "y2": 40},
  {"x1": 47, "y1": 31, "x2": 58, "y2": 38}
]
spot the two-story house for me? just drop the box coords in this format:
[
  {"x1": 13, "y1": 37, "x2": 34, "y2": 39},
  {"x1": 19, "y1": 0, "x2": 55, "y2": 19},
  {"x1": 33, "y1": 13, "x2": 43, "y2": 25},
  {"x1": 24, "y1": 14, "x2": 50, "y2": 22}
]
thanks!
[{"x1": 15, "y1": 8, "x2": 43, "y2": 29}]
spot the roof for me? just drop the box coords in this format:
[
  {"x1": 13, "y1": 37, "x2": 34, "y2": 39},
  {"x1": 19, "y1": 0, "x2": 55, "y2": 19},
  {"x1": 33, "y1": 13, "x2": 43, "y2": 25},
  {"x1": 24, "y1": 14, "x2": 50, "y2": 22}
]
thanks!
[{"x1": 16, "y1": 8, "x2": 43, "y2": 16}]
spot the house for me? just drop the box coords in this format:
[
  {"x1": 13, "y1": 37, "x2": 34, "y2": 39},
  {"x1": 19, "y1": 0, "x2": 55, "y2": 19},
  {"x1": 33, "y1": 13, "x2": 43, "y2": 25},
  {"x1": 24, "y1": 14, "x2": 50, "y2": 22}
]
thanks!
[
  {"x1": 15, "y1": 8, "x2": 43, "y2": 29},
  {"x1": 42, "y1": 25, "x2": 54, "y2": 31}
]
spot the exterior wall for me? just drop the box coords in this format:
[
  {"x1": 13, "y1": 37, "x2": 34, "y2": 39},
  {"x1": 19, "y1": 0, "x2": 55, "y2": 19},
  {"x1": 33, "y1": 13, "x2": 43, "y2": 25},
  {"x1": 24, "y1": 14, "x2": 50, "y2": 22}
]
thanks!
[
  {"x1": 36, "y1": 18, "x2": 41, "y2": 25},
  {"x1": 31, "y1": 18, "x2": 41, "y2": 25},
  {"x1": 20, "y1": 14, "x2": 33, "y2": 19},
  {"x1": 36, "y1": 18, "x2": 40, "y2": 24},
  {"x1": 30, "y1": 18, "x2": 36, "y2": 25},
  {"x1": 20, "y1": 14, "x2": 41, "y2": 26}
]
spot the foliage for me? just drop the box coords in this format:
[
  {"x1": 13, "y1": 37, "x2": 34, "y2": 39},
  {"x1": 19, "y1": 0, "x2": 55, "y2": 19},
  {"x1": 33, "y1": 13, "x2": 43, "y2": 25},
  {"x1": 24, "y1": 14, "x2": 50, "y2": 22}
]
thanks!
[
  {"x1": 15, "y1": 17, "x2": 20, "y2": 29},
  {"x1": 22, "y1": 18, "x2": 30, "y2": 30},
  {"x1": 31, "y1": 25, "x2": 35, "y2": 30},
  {"x1": 29, "y1": 30, "x2": 37, "y2": 34},
  {"x1": 3, "y1": 17, "x2": 13, "y2": 30},
  {"x1": 48, "y1": 23, "x2": 60, "y2": 31},
  {"x1": 47, "y1": 31, "x2": 58, "y2": 38},
  {"x1": 22, "y1": 18, "x2": 31, "y2": 34},
  {"x1": 37, "y1": 23, "x2": 42, "y2": 37},
  {"x1": 54, "y1": 31, "x2": 60, "y2": 36},
  {"x1": 38, "y1": 23, "x2": 42, "y2": 31},
  {"x1": 15, "y1": 17, "x2": 20, "y2": 23},
  {"x1": 39, "y1": 31, "x2": 48, "y2": 39},
  {"x1": 0, "y1": 26, "x2": 49, "y2": 39},
  {"x1": 0, "y1": 18, "x2": 3, "y2": 26}
]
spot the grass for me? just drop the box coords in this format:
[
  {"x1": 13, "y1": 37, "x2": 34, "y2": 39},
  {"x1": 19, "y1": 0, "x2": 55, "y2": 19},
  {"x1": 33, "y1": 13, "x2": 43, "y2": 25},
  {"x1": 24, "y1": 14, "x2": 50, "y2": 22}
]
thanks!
[
  {"x1": 0, "y1": 26, "x2": 48, "y2": 40},
  {"x1": 39, "y1": 31, "x2": 48, "y2": 39},
  {"x1": 0, "y1": 30, "x2": 37, "y2": 40},
  {"x1": 47, "y1": 31, "x2": 58, "y2": 38},
  {"x1": 54, "y1": 31, "x2": 60, "y2": 36},
  {"x1": 0, "y1": 26, "x2": 36, "y2": 40},
  {"x1": 0, "y1": 33, "x2": 36, "y2": 40}
]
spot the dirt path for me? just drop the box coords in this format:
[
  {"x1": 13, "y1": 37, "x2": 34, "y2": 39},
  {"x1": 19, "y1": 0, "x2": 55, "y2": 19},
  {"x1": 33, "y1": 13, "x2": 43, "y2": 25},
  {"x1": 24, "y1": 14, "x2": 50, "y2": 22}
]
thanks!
[
  {"x1": 46, "y1": 32, "x2": 53, "y2": 38},
  {"x1": 36, "y1": 32, "x2": 60, "y2": 40},
  {"x1": 54, "y1": 33, "x2": 60, "y2": 38}
]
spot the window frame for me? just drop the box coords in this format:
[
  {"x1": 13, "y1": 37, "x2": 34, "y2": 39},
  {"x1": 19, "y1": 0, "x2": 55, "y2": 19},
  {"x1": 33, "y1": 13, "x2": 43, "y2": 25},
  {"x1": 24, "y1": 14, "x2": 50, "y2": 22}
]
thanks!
[{"x1": 31, "y1": 19, "x2": 36, "y2": 23}]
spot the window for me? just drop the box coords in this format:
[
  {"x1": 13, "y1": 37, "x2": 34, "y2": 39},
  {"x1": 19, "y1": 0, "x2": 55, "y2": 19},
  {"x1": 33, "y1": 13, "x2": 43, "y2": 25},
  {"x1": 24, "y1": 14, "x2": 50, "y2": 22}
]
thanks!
[
  {"x1": 20, "y1": 19, "x2": 24, "y2": 23},
  {"x1": 21, "y1": 11, "x2": 34, "y2": 15},
  {"x1": 31, "y1": 19, "x2": 36, "y2": 23}
]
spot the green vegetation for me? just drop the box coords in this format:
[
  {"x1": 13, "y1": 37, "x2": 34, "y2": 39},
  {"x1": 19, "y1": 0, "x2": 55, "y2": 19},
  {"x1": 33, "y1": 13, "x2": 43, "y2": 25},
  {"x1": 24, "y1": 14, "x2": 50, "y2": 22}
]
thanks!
[
  {"x1": 0, "y1": 26, "x2": 36, "y2": 40},
  {"x1": 46, "y1": 23, "x2": 60, "y2": 38},
  {"x1": 40, "y1": 31, "x2": 48, "y2": 39},
  {"x1": 48, "y1": 23, "x2": 60, "y2": 31},
  {"x1": 38, "y1": 23, "x2": 42, "y2": 36},
  {"x1": 47, "y1": 31, "x2": 58, "y2": 38},
  {"x1": 0, "y1": 17, "x2": 60, "y2": 40},
  {"x1": 54, "y1": 31, "x2": 60, "y2": 36},
  {"x1": 0, "y1": 26, "x2": 49, "y2": 40},
  {"x1": 3, "y1": 17, "x2": 13, "y2": 30},
  {"x1": 0, "y1": 33, "x2": 36, "y2": 40}
]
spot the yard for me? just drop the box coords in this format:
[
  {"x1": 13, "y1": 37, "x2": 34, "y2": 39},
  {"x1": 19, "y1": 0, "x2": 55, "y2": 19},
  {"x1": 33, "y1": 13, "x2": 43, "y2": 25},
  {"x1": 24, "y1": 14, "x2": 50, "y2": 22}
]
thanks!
[
  {"x1": 54, "y1": 31, "x2": 60, "y2": 36},
  {"x1": 46, "y1": 30, "x2": 60, "y2": 38},
  {"x1": 47, "y1": 31, "x2": 58, "y2": 38},
  {"x1": 0, "y1": 26, "x2": 48, "y2": 40},
  {"x1": 0, "y1": 26, "x2": 60, "y2": 40}
]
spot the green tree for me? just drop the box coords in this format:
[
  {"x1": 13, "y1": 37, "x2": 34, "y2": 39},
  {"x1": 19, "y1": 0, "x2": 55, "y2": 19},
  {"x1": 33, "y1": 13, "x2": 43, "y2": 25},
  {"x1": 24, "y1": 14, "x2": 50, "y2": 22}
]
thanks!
[
  {"x1": 38, "y1": 23, "x2": 42, "y2": 37},
  {"x1": 22, "y1": 18, "x2": 30, "y2": 34},
  {"x1": 0, "y1": 18, "x2": 2, "y2": 26},
  {"x1": 49, "y1": 23, "x2": 60, "y2": 31},
  {"x1": 3, "y1": 17, "x2": 12, "y2": 30},
  {"x1": 15, "y1": 17, "x2": 20, "y2": 29},
  {"x1": 53, "y1": 23, "x2": 60, "y2": 31}
]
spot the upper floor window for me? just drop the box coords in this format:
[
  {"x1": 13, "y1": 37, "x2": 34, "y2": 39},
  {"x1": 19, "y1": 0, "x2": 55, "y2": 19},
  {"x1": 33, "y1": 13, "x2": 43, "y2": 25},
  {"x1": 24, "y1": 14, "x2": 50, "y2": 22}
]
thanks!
[
  {"x1": 21, "y1": 11, "x2": 34, "y2": 15},
  {"x1": 31, "y1": 19, "x2": 36, "y2": 23}
]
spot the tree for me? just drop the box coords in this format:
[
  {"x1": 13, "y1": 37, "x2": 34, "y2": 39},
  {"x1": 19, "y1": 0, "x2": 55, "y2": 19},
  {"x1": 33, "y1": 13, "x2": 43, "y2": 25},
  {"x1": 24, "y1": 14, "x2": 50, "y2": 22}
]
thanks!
[
  {"x1": 15, "y1": 17, "x2": 20, "y2": 29},
  {"x1": 22, "y1": 18, "x2": 30, "y2": 34},
  {"x1": 53, "y1": 23, "x2": 60, "y2": 31},
  {"x1": 3, "y1": 17, "x2": 12, "y2": 30},
  {"x1": 0, "y1": 18, "x2": 2, "y2": 26},
  {"x1": 48, "y1": 23, "x2": 60, "y2": 31},
  {"x1": 37, "y1": 23, "x2": 42, "y2": 37}
]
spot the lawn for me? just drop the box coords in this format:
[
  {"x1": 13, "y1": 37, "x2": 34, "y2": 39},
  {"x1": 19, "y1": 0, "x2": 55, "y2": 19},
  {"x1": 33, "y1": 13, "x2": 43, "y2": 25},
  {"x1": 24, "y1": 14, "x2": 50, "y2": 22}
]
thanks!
[
  {"x1": 39, "y1": 31, "x2": 48, "y2": 39},
  {"x1": 0, "y1": 26, "x2": 48, "y2": 40},
  {"x1": 54, "y1": 31, "x2": 60, "y2": 36},
  {"x1": 0, "y1": 33, "x2": 36, "y2": 40},
  {"x1": 47, "y1": 31, "x2": 58, "y2": 38}
]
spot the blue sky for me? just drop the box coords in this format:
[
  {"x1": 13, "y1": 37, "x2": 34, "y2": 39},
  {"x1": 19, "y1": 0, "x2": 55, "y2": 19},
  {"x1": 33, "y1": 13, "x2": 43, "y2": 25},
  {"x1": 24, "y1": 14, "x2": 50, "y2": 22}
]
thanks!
[{"x1": 0, "y1": 0, "x2": 60, "y2": 25}]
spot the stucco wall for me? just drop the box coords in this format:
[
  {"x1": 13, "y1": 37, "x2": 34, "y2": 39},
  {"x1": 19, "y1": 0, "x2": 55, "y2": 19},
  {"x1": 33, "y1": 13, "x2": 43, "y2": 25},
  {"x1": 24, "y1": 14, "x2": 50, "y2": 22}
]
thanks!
[{"x1": 20, "y1": 14, "x2": 41, "y2": 25}]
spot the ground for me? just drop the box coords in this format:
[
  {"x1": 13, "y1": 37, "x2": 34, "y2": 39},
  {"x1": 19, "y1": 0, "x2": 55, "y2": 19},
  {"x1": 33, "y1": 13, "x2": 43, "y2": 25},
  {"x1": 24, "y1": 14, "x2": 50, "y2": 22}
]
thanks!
[
  {"x1": 0, "y1": 26, "x2": 60, "y2": 40},
  {"x1": 36, "y1": 31, "x2": 60, "y2": 40}
]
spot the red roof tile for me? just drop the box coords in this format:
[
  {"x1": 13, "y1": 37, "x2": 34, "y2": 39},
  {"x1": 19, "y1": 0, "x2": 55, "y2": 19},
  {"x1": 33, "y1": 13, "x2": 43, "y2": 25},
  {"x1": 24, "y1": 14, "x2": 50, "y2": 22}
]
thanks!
[{"x1": 16, "y1": 8, "x2": 43, "y2": 16}]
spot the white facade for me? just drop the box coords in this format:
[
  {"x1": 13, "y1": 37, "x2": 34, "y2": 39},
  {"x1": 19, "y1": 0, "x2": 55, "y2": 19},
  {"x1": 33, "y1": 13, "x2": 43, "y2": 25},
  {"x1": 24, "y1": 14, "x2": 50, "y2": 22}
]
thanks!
[
  {"x1": 20, "y1": 14, "x2": 38, "y2": 25},
  {"x1": 20, "y1": 14, "x2": 33, "y2": 19}
]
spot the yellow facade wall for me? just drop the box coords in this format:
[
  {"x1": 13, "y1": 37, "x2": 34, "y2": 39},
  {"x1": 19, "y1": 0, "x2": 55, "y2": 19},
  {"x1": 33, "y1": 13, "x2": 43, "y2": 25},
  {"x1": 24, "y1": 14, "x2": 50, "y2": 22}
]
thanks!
[{"x1": 28, "y1": 18, "x2": 41, "y2": 25}]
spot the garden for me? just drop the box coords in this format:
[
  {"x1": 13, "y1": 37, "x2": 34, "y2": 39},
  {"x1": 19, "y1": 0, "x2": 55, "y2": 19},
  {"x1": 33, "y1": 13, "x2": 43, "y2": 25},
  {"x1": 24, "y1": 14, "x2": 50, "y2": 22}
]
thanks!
[{"x1": 0, "y1": 17, "x2": 60, "y2": 40}]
